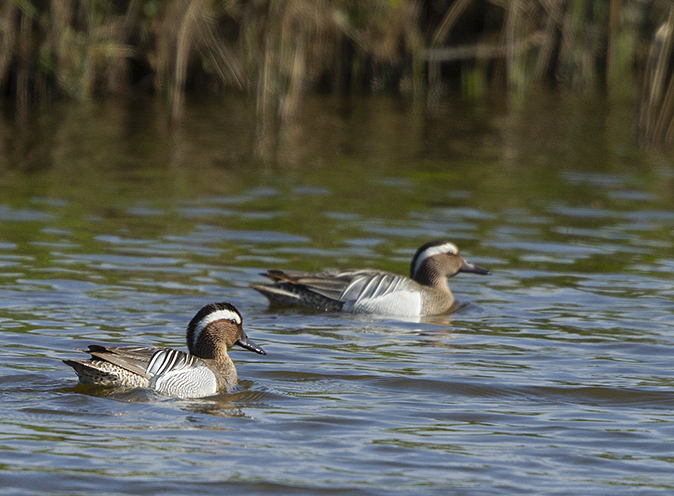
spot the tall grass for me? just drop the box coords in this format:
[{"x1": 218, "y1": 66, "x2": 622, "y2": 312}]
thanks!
[{"x1": 0, "y1": 0, "x2": 672, "y2": 145}]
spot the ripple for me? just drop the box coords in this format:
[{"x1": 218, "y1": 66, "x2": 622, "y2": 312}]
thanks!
[{"x1": 0, "y1": 96, "x2": 673, "y2": 496}]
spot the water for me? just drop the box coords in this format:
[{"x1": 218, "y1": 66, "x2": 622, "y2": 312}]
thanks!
[{"x1": 1, "y1": 94, "x2": 673, "y2": 495}]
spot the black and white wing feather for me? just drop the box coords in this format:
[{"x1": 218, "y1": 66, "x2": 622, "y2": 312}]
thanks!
[
  {"x1": 145, "y1": 349, "x2": 217, "y2": 395},
  {"x1": 340, "y1": 272, "x2": 422, "y2": 315}
]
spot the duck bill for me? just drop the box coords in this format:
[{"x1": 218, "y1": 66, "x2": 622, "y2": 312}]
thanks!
[
  {"x1": 236, "y1": 333, "x2": 266, "y2": 355},
  {"x1": 459, "y1": 259, "x2": 491, "y2": 275}
]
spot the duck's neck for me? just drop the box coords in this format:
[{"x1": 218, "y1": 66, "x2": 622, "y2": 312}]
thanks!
[
  {"x1": 199, "y1": 345, "x2": 229, "y2": 362},
  {"x1": 412, "y1": 259, "x2": 450, "y2": 291},
  {"x1": 189, "y1": 331, "x2": 230, "y2": 362}
]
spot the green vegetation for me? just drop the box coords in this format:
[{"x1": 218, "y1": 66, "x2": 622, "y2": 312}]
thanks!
[{"x1": 1, "y1": 1, "x2": 674, "y2": 145}]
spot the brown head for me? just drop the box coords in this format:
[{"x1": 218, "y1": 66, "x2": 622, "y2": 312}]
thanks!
[
  {"x1": 186, "y1": 302, "x2": 266, "y2": 360},
  {"x1": 410, "y1": 240, "x2": 491, "y2": 287}
]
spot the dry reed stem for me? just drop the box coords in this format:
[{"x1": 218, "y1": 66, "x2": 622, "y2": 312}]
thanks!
[
  {"x1": 505, "y1": 0, "x2": 521, "y2": 90},
  {"x1": 257, "y1": 1, "x2": 280, "y2": 120},
  {"x1": 648, "y1": 13, "x2": 674, "y2": 144},
  {"x1": 533, "y1": 0, "x2": 564, "y2": 82},
  {"x1": 607, "y1": 0, "x2": 621, "y2": 87},
  {"x1": 0, "y1": 1, "x2": 17, "y2": 89},
  {"x1": 172, "y1": 0, "x2": 202, "y2": 124},
  {"x1": 281, "y1": 27, "x2": 304, "y2": 122},
  {"x1": 194, "y1": 21, "x2": 246, "y2": 90},
  {"x1": 431, "y1": 0, "x2": 473, "y2": 48},
  {"x1": 428, "y1": 0, "x2": 472, "y2": 92},
  {"x1": 17, "y1": 9, "x2": 31, "y2": 115}
]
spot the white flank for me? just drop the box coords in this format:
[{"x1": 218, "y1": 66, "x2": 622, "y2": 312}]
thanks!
[
  {"x1": 191, "y1": 308, "x2": 241, "y2": 349},
  {"x1": 412, "y1": 242, "x2": 459, "y2": 277},
  {"x1": 341, "y1": 273, "x2": 422, "y2": 317},
  {"x1": 349, "y1": 291, "x2": 422, "y2": 317}
]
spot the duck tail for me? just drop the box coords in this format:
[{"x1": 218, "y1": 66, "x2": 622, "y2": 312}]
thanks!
[
  {"x1": 249, "y1": 283, "x2": 303, "y2": 306},
  {"x1": 62, "y1": 358, "x2": 123, "y2": 386}
]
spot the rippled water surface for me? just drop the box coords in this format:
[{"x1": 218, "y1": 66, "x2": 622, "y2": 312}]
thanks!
[{"x1": 1, "y1": 95, "x2": 673, "y2": 495}]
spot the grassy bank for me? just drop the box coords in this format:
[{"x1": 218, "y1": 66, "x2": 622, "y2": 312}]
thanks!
[{"x1": 1, "y1": 0, "x2": 673, "y2": 145}]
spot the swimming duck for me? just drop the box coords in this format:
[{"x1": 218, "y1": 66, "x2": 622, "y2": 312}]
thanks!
[
  {"x1": 63, "y1": 302, "x2": 266, "y2": 398},
  {"x1": 250, "y1": 240, "x2": 490, "y2": 317}
]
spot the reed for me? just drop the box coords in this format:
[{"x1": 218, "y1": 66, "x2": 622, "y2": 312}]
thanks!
[
  {"x1": 639, "y1": 10, "x2": 674, "y2": 147},
  {"x1": 0, "y1": 1, "x2": 672, "y2": 145}
]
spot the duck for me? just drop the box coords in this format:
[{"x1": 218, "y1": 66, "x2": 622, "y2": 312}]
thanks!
[
  {"x1": 63, "y1": 302, "x2": 266, "y2": 398},
  {"x1": 250, "y1": 240, "x2": 490, "y2": 317}
]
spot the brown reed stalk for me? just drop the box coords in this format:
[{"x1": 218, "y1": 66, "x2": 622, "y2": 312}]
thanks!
[
  {"x1": 428, "y1": 0, "x2": 472, "y2": 92},
  {"x1": 607, "y1": 0, "x2": 621, "y2": 87},
  {"x1": 639, "y1": 11, "x2": 674, "y2": 146},
  {"x1": 533, "y1": 0, "x2": 564, "y2": 83},
  {"x1": 431, "y1": 0, "x2": 473, "y2": 48},
  {"x1": 171, "y1": 0, "x2": 199, "y2": 124},
  {"x1": 505, "y1": 0, "x2": 523, "y2": 91},
  {"x1": 17, "y1": 7, "x2": 32, "y2": 115},
  {"x1": 0, "y1": 1, "x2": 18, "y2": 91}
]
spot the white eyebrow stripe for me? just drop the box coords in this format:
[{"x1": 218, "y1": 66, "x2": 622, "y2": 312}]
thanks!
[
  {"x1": 412, "y1": 242, "x2": 459, "y2": 276},
  {"x1": 198, "y1": 308, "x2": 241, "y2": 328}
]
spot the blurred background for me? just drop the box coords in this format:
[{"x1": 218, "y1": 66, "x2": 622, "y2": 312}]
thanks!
[{"x1": 2, "y1": 0, "x2": 674, "y2": 146}]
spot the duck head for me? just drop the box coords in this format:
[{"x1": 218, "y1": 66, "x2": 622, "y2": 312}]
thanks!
[
  {"x1": 410, "y1": 240, "x2": 491, "y2": 286},
  {"x1": 187, "y1": 302, "x2": 266, "y2": 359}
]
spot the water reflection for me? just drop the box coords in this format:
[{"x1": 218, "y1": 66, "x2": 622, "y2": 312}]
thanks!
[{"x1": 0, "y1": 94, "x2": 673, "y2": 494}]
